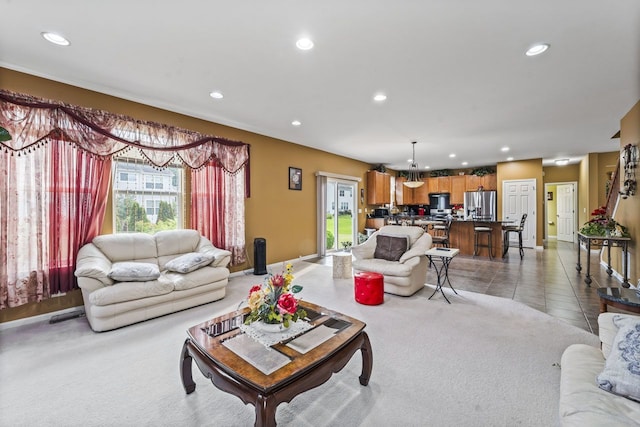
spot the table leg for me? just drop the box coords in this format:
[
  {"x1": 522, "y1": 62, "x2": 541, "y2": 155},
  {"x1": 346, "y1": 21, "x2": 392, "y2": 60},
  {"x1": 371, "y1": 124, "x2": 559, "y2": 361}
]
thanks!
[
  {"x1": 584, "y1": 239, "x2": 592, "y2": 286},
  {"x1": 606, "y1": 244, "x2": 613, "y2": 276},
  {"x1": 359, "y1": 332, "x2": 373, "y2": 386},
  {"x1": 576, "y1": 238, "x2": 582, "y2": 272},
  {"x1": 599, "y1": 299, "x2": 608, "y2": 313},
  {"x1": 623, "y1": 244, "x2": 630, "y2": 288},
  {"x1": 255, "y1": 394, "x2": 278, "y2": 427},
  {"x1": 180, "y1": 338, "x2": 197, "y2": 394},
  {"x1": 442, "y1": 258, "x2": 458, "y2": 295}
]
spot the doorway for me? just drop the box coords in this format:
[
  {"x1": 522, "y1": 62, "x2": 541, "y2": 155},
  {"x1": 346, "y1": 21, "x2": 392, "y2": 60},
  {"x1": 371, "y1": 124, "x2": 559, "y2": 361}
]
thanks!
[
  {"x1": 545, "y1": 182, "x2": 577, "y2": 243},
  {"x1": 316, "y1": 173, "x2": 359, "y2": 256},
  {"x1": 502, "y1": 179, "x2": 536, "y2": 249}
]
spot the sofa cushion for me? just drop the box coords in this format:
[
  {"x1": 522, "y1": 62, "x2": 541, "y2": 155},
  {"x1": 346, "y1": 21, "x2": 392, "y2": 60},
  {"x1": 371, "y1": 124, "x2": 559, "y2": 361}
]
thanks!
[
  {"x1": 162, "y1": 266, "x2": 230, "y2": 291},
  {"x1": 155, "y1": 229, "x2": 201, "y2": 257},
  {"x1": 374, "y1": 235, "x2": 409, "y2": 261},
  {"x1": 93, "y1": 233, "x2": 158, "y2": 263},
  {"x1": 108, "y1": 262, "x2": 161, "y2": 282},
  {"x1": 89, "y1": 279, "x2": 174, "y2": 306},
  {"x1": 596, "y1": 315, "x2": 640, "y2": 402},
  {"x1": 164, "y1": 252, "x2": 215, "y2": 273}
]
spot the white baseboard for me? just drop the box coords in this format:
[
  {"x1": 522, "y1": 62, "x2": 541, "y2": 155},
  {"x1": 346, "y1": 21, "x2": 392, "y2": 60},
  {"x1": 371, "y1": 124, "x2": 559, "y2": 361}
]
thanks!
[{"x1": 0, "y1": 306, "x2": 84, "y2": 331}]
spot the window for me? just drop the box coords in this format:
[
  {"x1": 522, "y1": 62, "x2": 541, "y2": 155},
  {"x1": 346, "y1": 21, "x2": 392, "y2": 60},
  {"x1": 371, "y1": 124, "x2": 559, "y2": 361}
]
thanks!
[
  {"x1": 339, "y1": 189, "x2": 345, "y2": 197},
  {"x1": 113, "y1": 153, "x2": 184, "y2": 233}
]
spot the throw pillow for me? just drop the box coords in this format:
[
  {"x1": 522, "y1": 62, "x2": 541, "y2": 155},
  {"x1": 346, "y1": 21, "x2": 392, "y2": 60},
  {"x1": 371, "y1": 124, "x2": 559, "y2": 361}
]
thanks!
[
  {"x1": 596, "y1": 315, "x2": 640, "y2": 402},
  {"x1": 164, "y1": 252, "x2": 215, "y2": 273},
  {"x1": 374, "y1": 234, "x2": 409, "y2": 261},
  {"x1": 108, "y1": 262, "x2": 160, "y2": 282}
]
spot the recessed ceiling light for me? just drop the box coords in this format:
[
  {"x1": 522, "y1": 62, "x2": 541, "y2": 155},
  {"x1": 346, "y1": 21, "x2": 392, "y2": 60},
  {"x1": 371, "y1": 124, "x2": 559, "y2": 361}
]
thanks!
[
  {"x1": 449, "y1": 153, "x2": 456, "y2": 158},
  {"x1": 424, "y1": 166, "x2": 430, "y2": 169},
  {"x1": 407, "y1": 158, "x2": 412, "y2": 163},
  {"x1": 41, "y1": 32, "x2": 70, "y2": 46},
  {"x1": 501, "y1": 146, "x2": 510, "y2": 152},
  {"x1": 507, "y1": 157, "x2": 514, "y2": 161},
  {"x1": 461, "y1": 161, "x2": 468, "y2": 166},
  {"x1": 209, "y1": 91, "x2": 224, "y2": 99},
  {"x1": 555, "y1": 158, "x2": 570, "y2": 166},
  {"x1": 525, "y1": 43, "x2": 550, "y2": 56},
  {"x1": 291, "y1": 120, "x2": 301, "y2": 126},
  {"x1": 296, "y1": 38, "x2": 314, "y2": 50},
  {"x1": 373, "y1": 94, "x2": 387, "y2": 102}
]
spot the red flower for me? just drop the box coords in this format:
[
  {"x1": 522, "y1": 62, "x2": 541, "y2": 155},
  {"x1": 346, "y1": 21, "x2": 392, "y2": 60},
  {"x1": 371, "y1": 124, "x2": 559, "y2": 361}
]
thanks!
[
  {"x1": 248, "y1": 285, "x2": 262, "y2": 296},
  {"x1": 277, "y1": 293, "x2": 298, "y2": 315},
  {"x1": 271, "y1": 274, "x2": 284, "y2": 287}
]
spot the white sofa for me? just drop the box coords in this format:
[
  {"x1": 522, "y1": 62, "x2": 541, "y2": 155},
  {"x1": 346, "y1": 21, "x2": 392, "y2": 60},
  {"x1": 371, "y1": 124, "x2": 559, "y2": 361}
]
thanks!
[
  {"x1": 351, "y1": 225, "x2": 432, "y2": 296},
  {"x1": 560, "y1": 312, "x2": 640, "y2": 426},
  {"x1": 74, "y1": 229, "x2": 231, "y2": 332}
]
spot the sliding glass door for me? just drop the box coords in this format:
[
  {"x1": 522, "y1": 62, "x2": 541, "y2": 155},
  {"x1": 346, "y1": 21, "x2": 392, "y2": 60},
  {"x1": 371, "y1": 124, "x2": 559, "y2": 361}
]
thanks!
[{"x1": 323, "y1": 178, "x2": 357, "y2": 253}]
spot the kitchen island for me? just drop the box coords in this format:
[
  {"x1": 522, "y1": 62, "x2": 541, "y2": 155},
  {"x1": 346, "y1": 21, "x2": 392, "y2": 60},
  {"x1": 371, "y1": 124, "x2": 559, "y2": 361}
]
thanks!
[{"x1": 385, "y1": 216, "x2": 509, "y2": 257}]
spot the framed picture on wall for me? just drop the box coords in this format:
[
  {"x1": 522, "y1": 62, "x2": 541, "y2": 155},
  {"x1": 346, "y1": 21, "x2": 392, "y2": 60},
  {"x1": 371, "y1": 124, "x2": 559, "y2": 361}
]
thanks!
[
  {"x1": 547, "y1": 192, "x2": 553, "y2": 201},
  {"x1": 289, "y1": 167, "x2": 302, "y2": 190}
]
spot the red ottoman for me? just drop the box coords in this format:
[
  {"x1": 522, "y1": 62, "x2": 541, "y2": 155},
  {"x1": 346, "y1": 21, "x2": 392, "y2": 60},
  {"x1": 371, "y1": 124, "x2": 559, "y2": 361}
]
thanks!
[{"x1": 354, "y1": 272, "x2": 384, "y2": 305}]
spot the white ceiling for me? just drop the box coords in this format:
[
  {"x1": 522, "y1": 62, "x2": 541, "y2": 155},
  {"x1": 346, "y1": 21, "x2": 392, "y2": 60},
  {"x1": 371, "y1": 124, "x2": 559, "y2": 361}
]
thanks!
[{"x1": 1, "y1": 1, "x2": 638, "y2": 171}]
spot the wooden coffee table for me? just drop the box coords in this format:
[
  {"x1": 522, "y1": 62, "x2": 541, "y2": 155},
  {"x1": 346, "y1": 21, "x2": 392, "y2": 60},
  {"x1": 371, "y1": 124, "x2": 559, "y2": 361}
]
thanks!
[
  {"x1": 180, "y1": 301, "x2": 372, "y2": 426},
  {"x1": 597, "y1": 287, "x2": 640, "y2": 314}
]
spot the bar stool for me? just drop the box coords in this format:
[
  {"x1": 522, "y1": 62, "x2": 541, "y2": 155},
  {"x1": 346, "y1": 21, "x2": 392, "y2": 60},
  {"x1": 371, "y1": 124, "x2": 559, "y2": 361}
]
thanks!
[
  {"x1": 473, "y1": 215, "x2": 494, "y2": 258},
  {"x1": 431, "y1": 217, "x2": 452, "y2": 248},
  {"x1": 502, "y1": 214, "x2": 527, "y2": 259}
]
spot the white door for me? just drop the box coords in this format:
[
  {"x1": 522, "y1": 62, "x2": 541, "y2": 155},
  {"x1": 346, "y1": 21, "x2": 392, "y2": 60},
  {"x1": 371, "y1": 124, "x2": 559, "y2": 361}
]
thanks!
[
  {"x1": 502, "y1": 179, "x2": 536, "y2": 248},
  {"x1": 556, "y1": 183, "x2": 576, "y2": 242}
]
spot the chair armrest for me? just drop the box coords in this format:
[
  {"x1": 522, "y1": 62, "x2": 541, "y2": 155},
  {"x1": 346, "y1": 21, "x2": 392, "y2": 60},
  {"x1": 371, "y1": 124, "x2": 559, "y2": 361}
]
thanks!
[
  {"x1": 352, "y1": 234, "x2": 377, "y2": 260},
  {"x1": 74, "y1": 243, "x2": 113, "y2": 286},
  {"x1": 399, "y1": 233, "x2": 432, "y2": 263}
]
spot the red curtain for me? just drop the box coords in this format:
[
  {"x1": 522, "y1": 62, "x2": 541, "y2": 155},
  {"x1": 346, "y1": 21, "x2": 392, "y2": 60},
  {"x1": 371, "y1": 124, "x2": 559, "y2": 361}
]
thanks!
[
  {"x1": 48, "y1": 141, "x2": 112, "y2": 294},
  {"x1": 191, "y1": 160, "x2": 225, "y2": 249}
]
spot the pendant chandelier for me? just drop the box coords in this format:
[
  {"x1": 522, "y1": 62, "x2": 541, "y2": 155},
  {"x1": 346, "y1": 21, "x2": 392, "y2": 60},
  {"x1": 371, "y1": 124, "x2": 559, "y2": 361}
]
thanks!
[{"x1": 403, "y1": 141, "x2": 425, "y2": 188}]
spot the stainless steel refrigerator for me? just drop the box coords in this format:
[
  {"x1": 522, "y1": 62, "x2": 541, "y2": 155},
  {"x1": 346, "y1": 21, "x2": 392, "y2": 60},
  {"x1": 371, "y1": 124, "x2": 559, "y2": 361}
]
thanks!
[{"x1": 464, "y1": 191, "x2": 497, "y2": 220}]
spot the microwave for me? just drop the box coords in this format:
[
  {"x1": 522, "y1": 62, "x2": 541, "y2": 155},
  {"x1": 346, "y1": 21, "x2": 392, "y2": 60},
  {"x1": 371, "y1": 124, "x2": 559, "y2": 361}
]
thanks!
[{"x1": 373, "y1": 208, "x2": 389, "y2": 218}]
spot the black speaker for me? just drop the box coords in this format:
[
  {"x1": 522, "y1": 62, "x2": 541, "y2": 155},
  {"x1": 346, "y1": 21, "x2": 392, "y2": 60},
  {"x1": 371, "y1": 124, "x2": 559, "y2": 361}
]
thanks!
[{"x1": 253, "y1": 237, "x2": 267, "y2": 275}]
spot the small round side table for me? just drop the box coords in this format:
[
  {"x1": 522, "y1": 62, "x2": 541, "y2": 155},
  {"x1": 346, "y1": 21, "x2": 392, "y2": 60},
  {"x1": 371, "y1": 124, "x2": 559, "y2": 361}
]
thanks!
[{"x1": 332, "y1": 252, "x2": 353, "y2": 279}]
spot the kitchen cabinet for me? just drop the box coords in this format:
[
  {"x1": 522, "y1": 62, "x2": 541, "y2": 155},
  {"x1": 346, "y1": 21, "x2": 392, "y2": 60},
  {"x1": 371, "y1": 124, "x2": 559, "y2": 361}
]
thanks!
[
  {"x1": 412, "y1": 179, "x2": 429, "y2": 204},
  {"x1": 367, "y1": 171, "x2": 390, "y2": 205},
  {"x1": 482, "y1": 174, "x2": 497, "y2": 191},
  {"x1": 427, "y1": 177, "x2": 439, "y2": 195},
  {"x1": 465, "y1": 173, "x2": 497, "y2": 191},
  {"x1": 465, "y1": 175, "x2": 482, "y2": 191},
  {"x1": 450, "y1": 175, "x2": 466, "y2": 204},
  {"x1": 395, "y1": 177, "x2": 430, "y2": 205},
  {"x1": 395, "y1": 177, "x2": 411, "y2": 205},
  {"x1": 436, "y1": 176, "x2": 451, "y2": 193}
]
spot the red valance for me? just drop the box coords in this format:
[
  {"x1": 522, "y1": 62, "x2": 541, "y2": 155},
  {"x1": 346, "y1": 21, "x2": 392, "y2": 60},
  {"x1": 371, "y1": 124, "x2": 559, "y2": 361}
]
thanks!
[{"x1": 0, "y1": 89, "x2": 250, "y2": 178}]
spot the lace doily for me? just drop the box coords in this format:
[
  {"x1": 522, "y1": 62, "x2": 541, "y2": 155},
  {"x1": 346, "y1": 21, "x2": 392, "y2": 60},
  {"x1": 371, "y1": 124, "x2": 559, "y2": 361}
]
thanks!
[{"x1": 240, "y1": 320, "x2": 313, "y2": 347}]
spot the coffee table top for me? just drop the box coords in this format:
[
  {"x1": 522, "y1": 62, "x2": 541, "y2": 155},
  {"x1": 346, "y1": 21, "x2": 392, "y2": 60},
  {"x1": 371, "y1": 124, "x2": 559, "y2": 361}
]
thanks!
[
  {"x1": 186, "y1": 301, "x2": 365, "y2": 393},
  {"x1": 597, "y1": 287, "x2": 640, "y2": 309}
]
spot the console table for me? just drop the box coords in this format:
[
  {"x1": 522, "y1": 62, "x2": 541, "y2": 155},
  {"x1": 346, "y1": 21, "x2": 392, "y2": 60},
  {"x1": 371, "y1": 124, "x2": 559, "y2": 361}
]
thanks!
[{"x1": 576, "y1": 233, "x2": 631, "y2": 287}]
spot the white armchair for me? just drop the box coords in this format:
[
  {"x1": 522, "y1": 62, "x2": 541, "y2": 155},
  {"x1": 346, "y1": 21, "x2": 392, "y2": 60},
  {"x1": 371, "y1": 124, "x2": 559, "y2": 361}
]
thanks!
[{"x1": 351, "y1": 225, "x2": 432, "y2": 296}]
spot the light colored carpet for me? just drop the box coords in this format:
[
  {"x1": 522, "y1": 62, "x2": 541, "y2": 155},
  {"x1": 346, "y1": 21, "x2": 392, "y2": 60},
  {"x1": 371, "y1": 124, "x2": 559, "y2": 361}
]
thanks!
[{"x1": 0, "y1": 261, "x2": 599, "y2": 427}]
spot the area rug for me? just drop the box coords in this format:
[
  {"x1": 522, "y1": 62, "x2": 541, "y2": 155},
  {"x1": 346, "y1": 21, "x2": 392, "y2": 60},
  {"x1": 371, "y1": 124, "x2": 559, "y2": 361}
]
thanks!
[{"x1": 0, "y1": 261, "x2": 599, "y2": 426}]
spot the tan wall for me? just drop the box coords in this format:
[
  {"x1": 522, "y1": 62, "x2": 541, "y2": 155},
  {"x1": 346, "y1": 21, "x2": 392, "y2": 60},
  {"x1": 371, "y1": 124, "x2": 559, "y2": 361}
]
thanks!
[
  {"x1": 615, "y1": 100, "x2": 640, "y2": 286},
  {"x1": 0, "y1": 68, "x2": 377, "y2": 322},
  {"x1": 496, "y1": 158, "x2": 544, "y2": 247},
  {"x1": 578, "y1": 155, "x2": 590, "y2": 226},
  {"x1": 543, "y1": 164, "x2": 580, "y2": 183}
]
